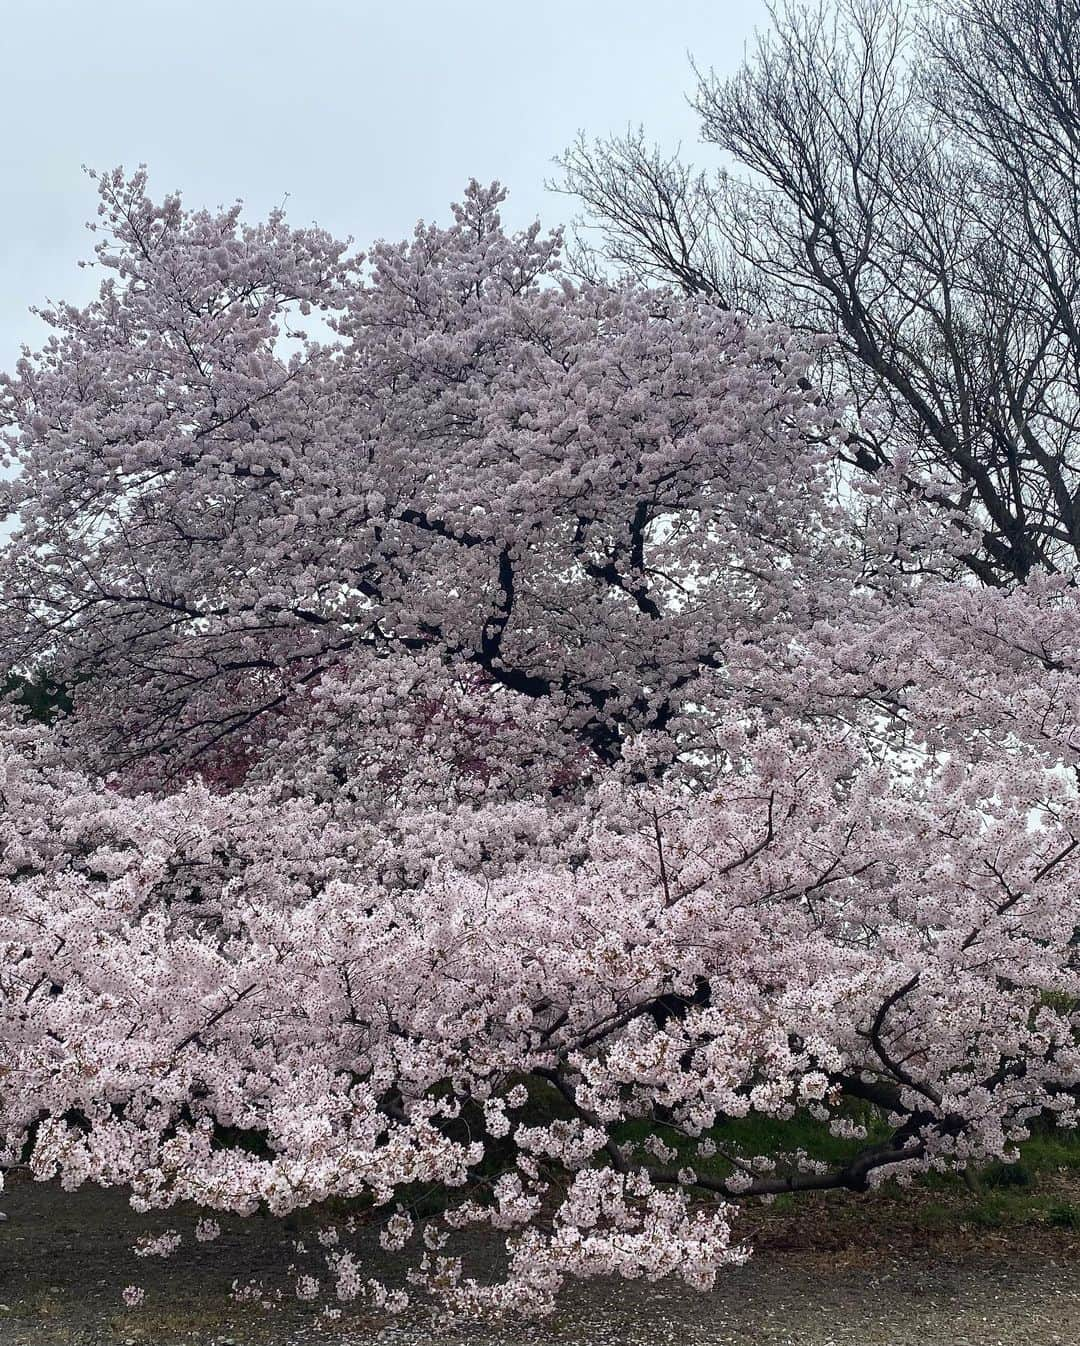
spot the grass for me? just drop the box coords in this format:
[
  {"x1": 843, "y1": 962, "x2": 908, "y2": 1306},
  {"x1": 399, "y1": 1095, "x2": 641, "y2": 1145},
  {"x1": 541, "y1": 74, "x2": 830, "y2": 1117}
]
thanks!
[
  {"x1": 920, "y1": 1121, "x2": 1080, "y2": 1231},
  {"x1": 610, "y1": 1105, "x2": 1080, "y2": 1239},
  {"x1": 1046, "y1": 1200, "x2": 1080, "y2": 1230},
  {"x1": 613, "y1": 1102, "x2": 893, "y2": 1185}
]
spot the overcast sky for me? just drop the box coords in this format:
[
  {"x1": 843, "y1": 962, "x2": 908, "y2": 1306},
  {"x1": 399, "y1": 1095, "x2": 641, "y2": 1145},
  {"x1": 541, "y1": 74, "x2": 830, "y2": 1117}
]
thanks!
[{"x1": 1, "y1": 0, "x2": 765, "y2": 368}]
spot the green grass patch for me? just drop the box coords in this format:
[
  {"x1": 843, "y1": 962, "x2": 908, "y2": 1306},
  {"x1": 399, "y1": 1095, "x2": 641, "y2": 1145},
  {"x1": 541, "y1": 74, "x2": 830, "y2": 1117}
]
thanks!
[
  {"x1": 1014, "y1": 1124, "x2": 1080, "y2": 1174},
  {"x1": 610, "y1": 1105, "x2": 1080, "y2": 1246},
  {"x1": 1045, "y1": 1200, "x2": 1080, "y2": 1230},
  {"x1": 612, "y1": 1104, "x2": 893, "y2": 1184},
  {"x1": 980, "y1": 1160, "x2": 1033, "y2": 1189}
]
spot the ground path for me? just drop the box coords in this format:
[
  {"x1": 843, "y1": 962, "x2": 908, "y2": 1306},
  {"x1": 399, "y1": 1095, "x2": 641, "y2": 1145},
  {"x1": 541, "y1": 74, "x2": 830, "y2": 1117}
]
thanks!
[{"x1": 1, "y1": 1172, "x2": 1077, "y2": 1345}]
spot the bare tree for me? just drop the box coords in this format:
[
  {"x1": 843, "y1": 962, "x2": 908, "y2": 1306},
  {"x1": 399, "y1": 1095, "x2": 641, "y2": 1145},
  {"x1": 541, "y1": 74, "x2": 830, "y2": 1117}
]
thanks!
[{"x1": 558, "y1": 0, "x2": 1080, "y2": 584}]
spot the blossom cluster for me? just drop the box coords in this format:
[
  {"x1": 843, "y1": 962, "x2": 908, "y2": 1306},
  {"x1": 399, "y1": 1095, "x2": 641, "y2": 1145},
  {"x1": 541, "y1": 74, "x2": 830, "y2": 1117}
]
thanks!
[{"x1": 1, "y1": 705, "x2": 1077, "y2": 1314}]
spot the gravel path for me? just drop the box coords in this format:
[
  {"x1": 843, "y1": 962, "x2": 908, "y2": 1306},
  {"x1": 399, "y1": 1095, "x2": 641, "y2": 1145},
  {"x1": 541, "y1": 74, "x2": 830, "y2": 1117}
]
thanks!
[{"x1": 1, "y1": 1174, "x2": 1077, "y2": 1345}]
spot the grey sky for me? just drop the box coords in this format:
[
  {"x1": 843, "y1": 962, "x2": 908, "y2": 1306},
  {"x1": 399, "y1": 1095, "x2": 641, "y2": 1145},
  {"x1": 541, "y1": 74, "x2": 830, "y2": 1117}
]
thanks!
[{"x1": 1, "y1": 0, "x2": 764, "y2": 369}]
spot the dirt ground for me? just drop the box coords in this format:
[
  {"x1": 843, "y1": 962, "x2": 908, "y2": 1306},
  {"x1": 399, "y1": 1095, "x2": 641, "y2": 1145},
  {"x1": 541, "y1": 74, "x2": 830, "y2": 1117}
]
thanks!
[{"x1": 1, "y1": 1170, "x2": 1078, "y2": 1346}]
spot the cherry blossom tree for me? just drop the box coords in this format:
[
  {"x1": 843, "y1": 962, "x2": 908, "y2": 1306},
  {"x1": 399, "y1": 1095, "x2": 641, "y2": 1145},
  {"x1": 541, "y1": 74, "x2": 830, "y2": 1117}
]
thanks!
[
  {"x1": 0, "y1": 167, "x2": 859, "y2": 788},
  {"x1": 1, "y1": 171, "x2": 1078, "y2": 1322}
]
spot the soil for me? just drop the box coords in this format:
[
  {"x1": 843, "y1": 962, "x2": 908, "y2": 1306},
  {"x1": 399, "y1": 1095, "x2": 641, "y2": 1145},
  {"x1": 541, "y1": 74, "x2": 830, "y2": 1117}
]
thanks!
[{"x1": 1, "y1": 1171, "x2": 1078, "y2": 1345}]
